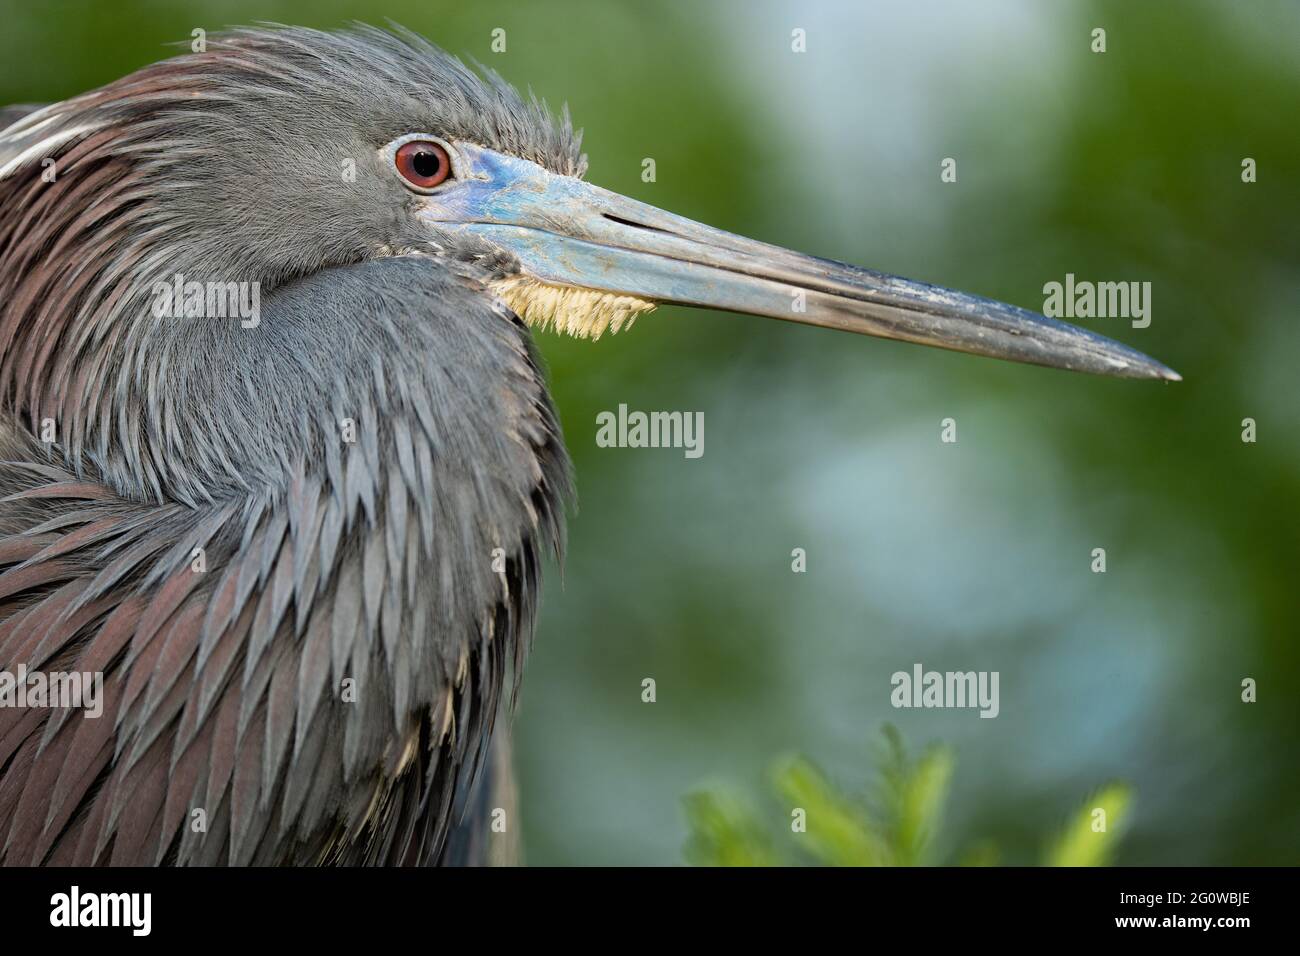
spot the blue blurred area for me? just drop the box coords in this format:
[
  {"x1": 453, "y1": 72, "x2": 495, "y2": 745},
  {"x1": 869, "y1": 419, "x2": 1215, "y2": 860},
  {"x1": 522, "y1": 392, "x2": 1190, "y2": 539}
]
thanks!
[{"x1": 4, "y1": 0, "x2": 1296, "y2": 864}]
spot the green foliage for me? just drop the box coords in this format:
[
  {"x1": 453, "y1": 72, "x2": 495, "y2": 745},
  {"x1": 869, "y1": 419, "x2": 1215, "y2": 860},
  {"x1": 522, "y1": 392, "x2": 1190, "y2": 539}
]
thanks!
[
  {"x1": 877, "y1": 724, "x2": 955, "y2": 866},
  {"x1": 682, "y1": 789, "x2": 779, "y2": 867},
  {"x1": 770, "y1": 755, "x2": 888, "y2": 866},
  {"x1": 684, "y1": 727, "x2": 1130, "y2": 867},
  {"x1": 1044, "y1": 783, "x2": 1132, "y2": 867}
]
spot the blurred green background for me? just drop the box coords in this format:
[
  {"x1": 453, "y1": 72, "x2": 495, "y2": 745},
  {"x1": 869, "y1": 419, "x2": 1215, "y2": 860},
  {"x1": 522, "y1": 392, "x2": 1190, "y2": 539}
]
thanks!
[{"x1": 3, "y1": 0, "x2": 1296, "y2": 865}]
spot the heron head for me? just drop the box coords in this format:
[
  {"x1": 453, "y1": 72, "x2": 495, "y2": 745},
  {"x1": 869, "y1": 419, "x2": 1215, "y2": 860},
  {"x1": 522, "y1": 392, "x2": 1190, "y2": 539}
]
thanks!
[
  {"x1": 365, "y1": 35, "x2": 1175, "y2": 380},
  {"x1": 2, "y1": 24, "x2": 1178, "y2": 382}
]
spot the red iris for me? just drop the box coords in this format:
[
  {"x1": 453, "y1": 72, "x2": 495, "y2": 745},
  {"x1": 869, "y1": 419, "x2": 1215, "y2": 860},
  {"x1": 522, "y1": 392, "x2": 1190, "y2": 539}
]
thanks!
[{"x1": 395, "y1": 140, "x2": 451, "y2": 189}]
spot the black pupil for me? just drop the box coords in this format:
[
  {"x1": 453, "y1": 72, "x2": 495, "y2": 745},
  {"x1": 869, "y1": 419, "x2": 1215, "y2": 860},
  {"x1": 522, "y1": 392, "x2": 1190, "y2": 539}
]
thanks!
[{"x1": 411, "y1": 148, "x2": 441, "y2": 179}]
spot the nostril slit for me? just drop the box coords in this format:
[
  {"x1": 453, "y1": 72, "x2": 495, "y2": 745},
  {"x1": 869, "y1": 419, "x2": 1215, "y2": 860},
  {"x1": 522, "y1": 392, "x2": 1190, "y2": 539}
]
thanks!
[{"x1": 602, "y1": 213, "x2": 673, "y2": 235}]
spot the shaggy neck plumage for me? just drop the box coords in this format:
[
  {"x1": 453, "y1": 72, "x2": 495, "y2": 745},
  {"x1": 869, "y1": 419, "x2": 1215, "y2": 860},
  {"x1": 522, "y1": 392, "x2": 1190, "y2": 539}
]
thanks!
[
  {"x1": 0, "y1": 73, "x2": 338, "y2": 505},
  {"x1": 0, "y1": 26, "x2": 586, "y2": 507},
  {"x1": 0, "y1": 23, "x2": 578, "y2": 867}
]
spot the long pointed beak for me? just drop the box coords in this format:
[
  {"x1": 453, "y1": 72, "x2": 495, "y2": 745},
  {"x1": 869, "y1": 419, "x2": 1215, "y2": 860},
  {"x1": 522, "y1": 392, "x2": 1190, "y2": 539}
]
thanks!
[{"x1": 424, "y1": 146, "x2": 1179, "y2": 381}]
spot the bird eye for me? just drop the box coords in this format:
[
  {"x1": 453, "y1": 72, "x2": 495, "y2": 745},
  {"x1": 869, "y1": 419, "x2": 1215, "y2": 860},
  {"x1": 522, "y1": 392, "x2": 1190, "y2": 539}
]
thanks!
[{"x1": 394, "y1": 140, "x2": 452, "y2": 191}]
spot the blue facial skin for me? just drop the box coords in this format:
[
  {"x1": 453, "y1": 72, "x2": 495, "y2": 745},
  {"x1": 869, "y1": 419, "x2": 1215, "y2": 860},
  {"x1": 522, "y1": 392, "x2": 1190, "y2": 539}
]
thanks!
[{"x1": 414, "y1": 143, "x2": 1178, "y2": 381}]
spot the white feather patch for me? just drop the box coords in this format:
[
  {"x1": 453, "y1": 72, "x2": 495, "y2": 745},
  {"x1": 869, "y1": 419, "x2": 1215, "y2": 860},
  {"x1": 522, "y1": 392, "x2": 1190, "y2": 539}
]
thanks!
[{"x1": 491, "y1": 276, "x2": 655, "y2": 340}]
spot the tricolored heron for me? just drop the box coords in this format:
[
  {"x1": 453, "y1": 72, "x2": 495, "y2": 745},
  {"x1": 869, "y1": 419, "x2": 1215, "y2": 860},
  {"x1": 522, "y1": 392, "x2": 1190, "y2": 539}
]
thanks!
[{"x1": 0, "y1": 26, "x2": 1176, "y2": 866}]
